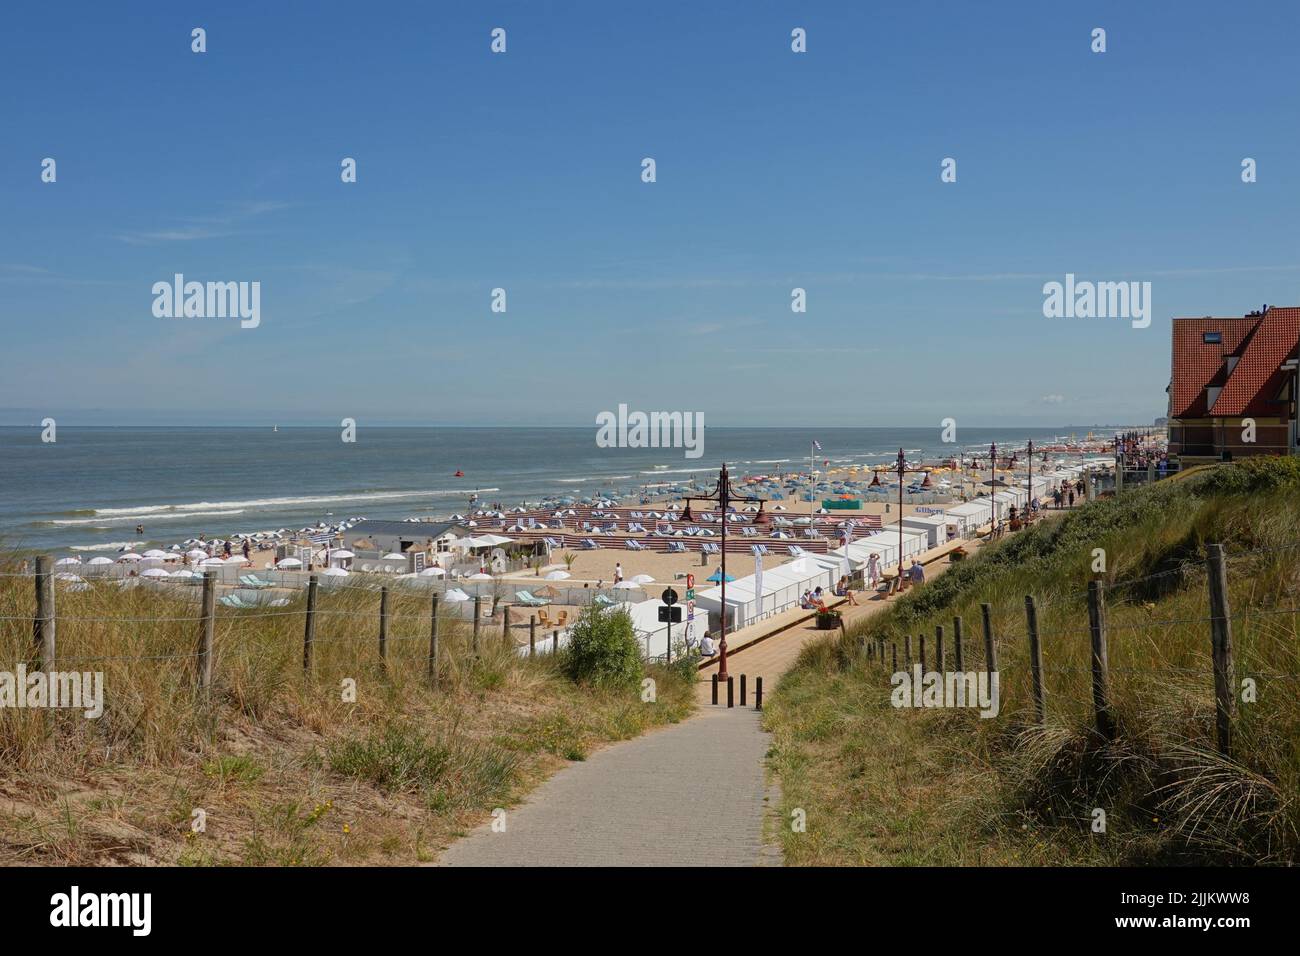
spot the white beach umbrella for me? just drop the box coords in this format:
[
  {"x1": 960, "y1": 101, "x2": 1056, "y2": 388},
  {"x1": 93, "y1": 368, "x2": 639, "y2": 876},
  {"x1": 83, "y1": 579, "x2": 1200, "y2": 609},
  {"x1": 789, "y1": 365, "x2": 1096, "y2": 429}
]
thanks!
[
  {"x1": 141, "y1": 568, "x2": 170, "y2": 578},
  {"x1": 55, "y1": 572, "x2": 84, "y2": 582},
  {"x1": 144, "y1": 549, "x2": 168, "y2": 559},
  {"x1": 631, "y1": 574, "x2": 655, "y2": 585},
  {"x1": 418, "y1": 567, "x2": 446, "y2": 577},
  {"x1": 320, "y1": 567, "x2": 349, "y2": 577},
  {"x1": 55, "y1": 557, "x2": 82, "y2": 566},
  {"x1": 276, "y1": 557, "x2": 303, "y2": 569},
  {"x1": 186, "y1": 549, "x2": 208, "y2": 561},
  {"x1": 613, "y1": 580, "x2": 639, "y2": 590},
  {"x1": 382, "y1": 552, "x2": 406, "y2": 560},
  {"x1": 200, "y1": 558, "x2": 226, "y2": 567},
  {"x1": 170, "y1": 569, "x2": 198, "y2": 579},
  {"x1": 117, "y1": 553, "x2": 143, "y2": 562},
  {"x1": 467, "y1": 572, "x2": 493, "y2": 580},
  {"x1": 226, "y1": 555, "x2": 251, "y2": 565},
  {"x1": 331, "y1": 550, "x2": 355, "y2": 560},
  {"x1": 545, "y1": 570, "x2": 571, "y2": 580},
  {"x1": 87, "y1": 556, "x2": 114, "y2": 566},
  {"x1": 443, "y1": 588, "x2": 470, "y2": 602}
]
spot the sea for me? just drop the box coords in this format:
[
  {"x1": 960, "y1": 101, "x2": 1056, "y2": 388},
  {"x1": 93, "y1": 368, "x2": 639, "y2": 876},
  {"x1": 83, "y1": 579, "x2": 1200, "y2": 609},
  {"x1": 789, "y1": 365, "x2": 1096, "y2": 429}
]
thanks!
[{"x1": 0, "y1": 426, "x2": 1115, "y2": 555}]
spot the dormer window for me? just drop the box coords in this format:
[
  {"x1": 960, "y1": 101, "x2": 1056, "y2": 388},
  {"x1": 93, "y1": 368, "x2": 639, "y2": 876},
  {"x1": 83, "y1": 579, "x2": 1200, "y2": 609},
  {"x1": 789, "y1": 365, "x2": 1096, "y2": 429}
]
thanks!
[{"x1": 1203, "y1": 332, "x2": 1222, "y2": 344}]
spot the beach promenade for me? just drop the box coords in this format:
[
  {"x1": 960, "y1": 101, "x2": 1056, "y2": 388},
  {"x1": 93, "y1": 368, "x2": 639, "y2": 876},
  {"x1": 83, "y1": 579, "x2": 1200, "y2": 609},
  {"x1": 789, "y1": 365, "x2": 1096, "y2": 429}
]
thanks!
[{"x1": 437, "y1": 531, "x2": 981, "y2": 866}]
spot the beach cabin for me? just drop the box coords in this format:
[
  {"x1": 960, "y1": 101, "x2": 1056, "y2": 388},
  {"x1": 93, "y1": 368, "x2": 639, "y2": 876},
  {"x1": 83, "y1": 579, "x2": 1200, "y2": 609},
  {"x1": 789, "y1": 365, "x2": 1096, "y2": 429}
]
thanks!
[
  {"x1": 944, "y1": 500, "x2": 991, "y2": 536},
  {"x1": 695, "y1": 583, "x2": 756, "y2": 634},
  {"x1": 900, "y1": 513, "x2": 949, "y2": 549},
  {"x1": 834, "y1": 528, "x2": 926, "y2": 573}
]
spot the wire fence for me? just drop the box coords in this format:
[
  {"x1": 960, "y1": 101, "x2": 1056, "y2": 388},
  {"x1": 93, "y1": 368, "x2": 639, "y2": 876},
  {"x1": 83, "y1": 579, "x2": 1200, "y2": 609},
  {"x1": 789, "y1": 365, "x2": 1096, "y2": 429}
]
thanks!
[
  {"x1": 853, "y1": 541, "x2": 1300, "y2": 759},
  {"x1": 3, "y1": 561, "x2": 577, "y2": 686}
]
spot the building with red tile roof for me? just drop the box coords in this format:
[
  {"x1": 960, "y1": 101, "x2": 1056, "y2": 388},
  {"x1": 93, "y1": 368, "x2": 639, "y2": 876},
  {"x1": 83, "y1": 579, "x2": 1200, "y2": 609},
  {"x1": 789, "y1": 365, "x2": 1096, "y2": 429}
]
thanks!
[{"x1": 1167, "y1": 306, "x2": 1300, "y2": 462}]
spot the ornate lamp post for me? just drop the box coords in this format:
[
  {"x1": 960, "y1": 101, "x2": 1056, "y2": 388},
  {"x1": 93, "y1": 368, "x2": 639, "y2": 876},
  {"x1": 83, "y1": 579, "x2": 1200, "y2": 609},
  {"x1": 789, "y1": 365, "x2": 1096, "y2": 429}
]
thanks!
[
  {"x1": 1026, "y1": 439, "x2": 1035, "y2": 522},
  {"x1": 680, "y1": 463, "x2": 767, "y2": 681},
  {"x1": 989, "y1": 442, "x2": 998, "y2": 533},
  {"x1": 896, "y1": 448, "x2": 906, "y2": 589}
]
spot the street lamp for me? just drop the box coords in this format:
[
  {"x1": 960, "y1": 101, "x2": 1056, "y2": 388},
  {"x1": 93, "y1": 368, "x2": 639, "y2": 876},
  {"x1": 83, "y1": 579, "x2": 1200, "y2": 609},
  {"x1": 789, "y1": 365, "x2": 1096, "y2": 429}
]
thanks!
[
  {"x1": 896, "y1": 448, "x2": 906, "y2": 589},
  {"x1": 989, "y1": 442, "x2": 998, "y2": 533},
  {"x1": 1026, "y1": 439, "x2": 1034, "y2": 522},
  {"x1": 679, "y1": 462, "x2": 768, "y2": 681}
]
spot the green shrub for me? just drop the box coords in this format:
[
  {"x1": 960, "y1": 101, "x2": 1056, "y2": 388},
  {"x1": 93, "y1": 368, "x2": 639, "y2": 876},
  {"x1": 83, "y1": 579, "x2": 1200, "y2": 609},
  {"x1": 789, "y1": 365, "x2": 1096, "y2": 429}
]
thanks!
[{"x1": 562, "y1": 607, "x2": 643, "y2": 691}]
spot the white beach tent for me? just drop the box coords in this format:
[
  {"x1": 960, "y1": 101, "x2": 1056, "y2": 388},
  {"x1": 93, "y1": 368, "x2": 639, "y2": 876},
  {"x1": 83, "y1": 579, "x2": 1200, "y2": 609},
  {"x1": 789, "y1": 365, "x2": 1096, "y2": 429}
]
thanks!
[
  {"x1": 900, "y1": 513, "x2": 949, "y2": 549},
  {"x1": 694, "y1": 582, "x2": 757, "y2": 633},
  {"x1": 945, "y1": 500, "x2": 991, "y2": 534}
]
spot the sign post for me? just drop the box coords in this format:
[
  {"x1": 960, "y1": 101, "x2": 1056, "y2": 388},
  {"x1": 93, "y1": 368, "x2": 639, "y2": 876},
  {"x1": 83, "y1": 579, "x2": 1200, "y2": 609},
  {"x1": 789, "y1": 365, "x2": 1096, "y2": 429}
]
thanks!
[{"x1": 660, "y1": 587, "x2": 679, "y2": 662}]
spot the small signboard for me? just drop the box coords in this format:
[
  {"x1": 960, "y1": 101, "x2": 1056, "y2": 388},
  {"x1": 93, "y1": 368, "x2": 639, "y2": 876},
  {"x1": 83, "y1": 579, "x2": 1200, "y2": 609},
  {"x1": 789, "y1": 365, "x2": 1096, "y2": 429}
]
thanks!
[
  {"x1": 661, "y1": 587, "x2": 679, "y2": 606},
  {"x1": 657, "y1": 605, "x2": 683, "y2": 624}
]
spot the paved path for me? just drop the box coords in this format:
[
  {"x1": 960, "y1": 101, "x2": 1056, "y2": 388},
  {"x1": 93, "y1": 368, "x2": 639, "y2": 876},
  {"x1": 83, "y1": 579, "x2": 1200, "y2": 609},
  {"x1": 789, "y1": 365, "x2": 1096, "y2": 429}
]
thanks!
[
  {"x1": 438, "y1": 706, "x2": 777, "y2": 866},
  {"x1": 439, "y1": 533, "x2": 991, "y2": 866}
]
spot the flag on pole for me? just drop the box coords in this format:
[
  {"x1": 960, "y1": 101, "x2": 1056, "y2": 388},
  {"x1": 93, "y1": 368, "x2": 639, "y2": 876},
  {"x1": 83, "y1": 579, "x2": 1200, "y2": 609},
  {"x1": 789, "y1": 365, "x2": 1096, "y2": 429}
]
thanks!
[{"x1": 812, "y1": 439, "x2": 823, "y2": 452}]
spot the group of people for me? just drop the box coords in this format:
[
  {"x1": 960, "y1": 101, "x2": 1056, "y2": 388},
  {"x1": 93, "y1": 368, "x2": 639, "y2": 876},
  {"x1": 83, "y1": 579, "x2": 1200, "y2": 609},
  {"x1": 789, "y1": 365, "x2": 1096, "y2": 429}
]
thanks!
[{"x1": 800, "y1": 586, "x2": 828, "y2": 610}]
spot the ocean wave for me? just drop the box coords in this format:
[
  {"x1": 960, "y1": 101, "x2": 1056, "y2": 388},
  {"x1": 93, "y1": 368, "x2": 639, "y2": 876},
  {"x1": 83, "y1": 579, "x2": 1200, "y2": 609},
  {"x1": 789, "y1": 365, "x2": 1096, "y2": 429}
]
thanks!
[
  {"x1": 69, "y1": 541, "x2": 146, "y2": 552},
  {"x1": 89, "y1": 489, "x2": 489, "y2": 517},
  {"x1": 45, "y1": 509, "x2": 246, "y2": 526},
  {"x1": 637, "y1": 467, "x2": 708, "y2": 475}
]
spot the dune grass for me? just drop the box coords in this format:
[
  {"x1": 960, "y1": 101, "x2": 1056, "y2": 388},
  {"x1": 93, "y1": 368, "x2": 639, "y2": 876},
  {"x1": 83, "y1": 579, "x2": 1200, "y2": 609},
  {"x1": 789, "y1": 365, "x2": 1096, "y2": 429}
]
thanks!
[
  {"x1": 0, "y1": 575, "x2": 694, "y2": 865},
  {"x1": 765, "y1": 459, "x2": 1300, "y2": 866}
]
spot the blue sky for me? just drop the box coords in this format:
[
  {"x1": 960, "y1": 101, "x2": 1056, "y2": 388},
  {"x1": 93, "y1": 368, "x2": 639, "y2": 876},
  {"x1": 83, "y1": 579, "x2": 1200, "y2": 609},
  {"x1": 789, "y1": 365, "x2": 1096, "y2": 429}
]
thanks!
[{"x1": 2, "y1": 0, "x2": 1297, "y2": 427}]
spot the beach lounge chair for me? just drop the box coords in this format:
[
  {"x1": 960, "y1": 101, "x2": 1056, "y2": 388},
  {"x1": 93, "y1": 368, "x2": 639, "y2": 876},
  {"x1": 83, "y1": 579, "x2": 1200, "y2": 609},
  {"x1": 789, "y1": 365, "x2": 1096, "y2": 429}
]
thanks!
[
  {"x1": 220, "y1": 594, "x2": 252, "y2": 609},
  {"x1": 581, "y1": 538, "x2": 599, "y2": 550},
  {"x1": 626, "y1": 539, "x2": 645, "y2": 550},
  {"x1": 238, "y1": 574, "x2": 268, "y2": 589},
  {"x1": 514, "y1": 590, "x2": 549, "y2": 607},
  {"x1": 593, "y1": 594, "x2": 615, "y2": 607}
]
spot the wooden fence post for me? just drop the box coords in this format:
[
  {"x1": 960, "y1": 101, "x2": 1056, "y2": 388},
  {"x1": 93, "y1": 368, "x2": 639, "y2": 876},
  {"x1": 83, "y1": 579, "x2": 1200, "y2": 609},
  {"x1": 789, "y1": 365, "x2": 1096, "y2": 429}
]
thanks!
[
  {"x1": 953, "y1": 616, "x2": 964, "y2": 671},
  {"x1": 502, "y1": 605, "x2": 511, "y2": 646},
  {"x1": 378, "y1": 586, "x2": 389, "y2": 666},
  {"x1": 33, "y1": 555, "x2": 56, "y2": 669},
  {"x1": 904, "y1": 634, "x2": 912, "y2": 668},
  {"x1": 552, "y1": 629, "x2": 559, "y2": 653},
  {"x1": 428, "y1": 594, "x2": 440, "y2": 687},
  {"x1": 1086, "y1": 580, "x2": 1115, "y2": 740},
  {"x1": 529, "y1": 615, "x2": 536, "y2": 658},
  {"x1": 196, "y1": 570, "x2": 215, "y2": 690},
  {"x1": 981, "y1": 603, "x2": 997, "y2": 677},
  {"x1": 934, "y1": 624, "x2": 945, "y2": 673},
  {"x1": 919, "y1": 634, "x2": 927, "y2": 672},
  {"x1": 891, "y1": 642, "x2": 897, "y2": 672},
  {"x1": 1024, "y1": 595, "x2": 1045, "y2": 724},
  {"x1": 1205, "y1": 543, "x2": 1235, "y2": 757},
  {"x1": 472, "y1": 596, "x2": 481, "y2": 654},
  {"x1": 303, "y1": 574, "x2": 318, "y2": 675}
]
